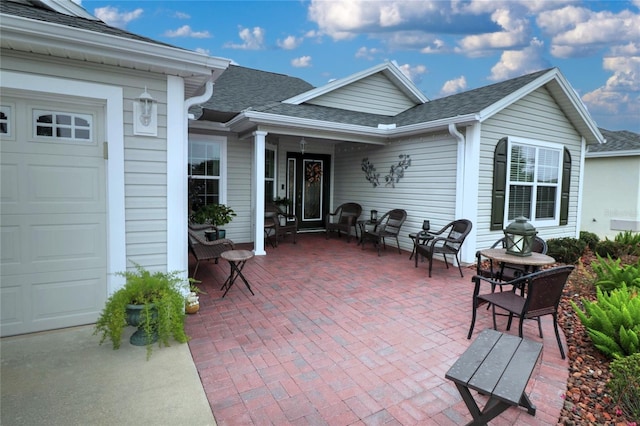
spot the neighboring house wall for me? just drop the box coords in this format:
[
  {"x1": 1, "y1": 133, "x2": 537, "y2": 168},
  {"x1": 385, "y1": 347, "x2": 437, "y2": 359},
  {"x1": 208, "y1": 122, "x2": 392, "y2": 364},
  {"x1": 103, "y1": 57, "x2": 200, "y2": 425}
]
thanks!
[
  {"x1": 477, "y1": 86, "x2": 584, "y2": 248},
  {"x1": 581, "y1": 155, "x2": 640, "y2": 238}
]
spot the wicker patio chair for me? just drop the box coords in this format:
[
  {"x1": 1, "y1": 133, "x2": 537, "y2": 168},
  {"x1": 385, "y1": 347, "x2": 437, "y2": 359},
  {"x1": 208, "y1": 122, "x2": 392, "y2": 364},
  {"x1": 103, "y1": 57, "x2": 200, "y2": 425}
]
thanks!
[
  {"x1": 188, "y1": 228, "x2": 235, "y2": 279},
  {"x1": 325, "y1": 202, "x2": 362, "y2": 242},
  {"x1": 265, "y1": 202, "x2": 298, "y2": 247},
  {"x1": 467, "y1": 265, "x2": 575, "y2": 359},
  {"x1": 360, "y1": 209, "x2": 407, "y2": 256},
  {"x1": 415, "y1": 219, "x2": 472, "y2": 277}
]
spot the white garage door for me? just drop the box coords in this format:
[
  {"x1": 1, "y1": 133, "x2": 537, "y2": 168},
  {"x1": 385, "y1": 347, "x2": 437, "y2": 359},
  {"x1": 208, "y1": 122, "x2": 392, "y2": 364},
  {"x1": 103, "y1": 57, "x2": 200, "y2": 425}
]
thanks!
[{"x1": 1, "y1": 94, "x2": 107, "y2": 336}]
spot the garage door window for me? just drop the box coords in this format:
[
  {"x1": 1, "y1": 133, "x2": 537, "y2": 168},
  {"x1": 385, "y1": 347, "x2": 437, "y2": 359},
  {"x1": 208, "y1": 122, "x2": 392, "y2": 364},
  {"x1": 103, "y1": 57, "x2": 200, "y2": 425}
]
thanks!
[
  {"x1": 0, "y1": 105, "x2": 10, "y2": 136},
  {"x1": 33, "y1": 110, "x2": 92, "y2": 141}
]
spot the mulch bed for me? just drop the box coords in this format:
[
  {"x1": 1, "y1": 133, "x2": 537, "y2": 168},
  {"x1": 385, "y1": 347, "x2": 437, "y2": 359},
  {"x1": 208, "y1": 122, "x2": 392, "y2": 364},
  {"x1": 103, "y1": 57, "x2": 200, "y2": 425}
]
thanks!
[{"x1": 556, "y1": 252, "x2": 638, "y2": 425}]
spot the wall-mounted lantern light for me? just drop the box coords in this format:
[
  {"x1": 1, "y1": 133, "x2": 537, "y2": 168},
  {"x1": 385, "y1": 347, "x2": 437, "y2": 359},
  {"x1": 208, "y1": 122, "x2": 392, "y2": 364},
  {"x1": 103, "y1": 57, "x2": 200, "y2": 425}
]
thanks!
[
  {"x1": 300, "y1": 138, "x2": 307, "y2": 155},
  {"x1": 133, "y1": 87, "x2": 157, "y2": 136}
]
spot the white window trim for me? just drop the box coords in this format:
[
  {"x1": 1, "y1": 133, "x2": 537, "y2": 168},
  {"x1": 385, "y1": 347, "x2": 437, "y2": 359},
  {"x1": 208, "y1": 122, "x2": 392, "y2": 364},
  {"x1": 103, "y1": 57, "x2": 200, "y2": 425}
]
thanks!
[
  {"x1": 505, "y1": 136, "x2": 563, "y2": 228},
  {"x1": 265, "y1": 142, "x2": 277, "y2": 202},
  {"x1": 32, "y1": 109, "x2": 94, "y2": 143},
  {"x1": 188, "y1": 134, "x2": 228, "y2": 204}
]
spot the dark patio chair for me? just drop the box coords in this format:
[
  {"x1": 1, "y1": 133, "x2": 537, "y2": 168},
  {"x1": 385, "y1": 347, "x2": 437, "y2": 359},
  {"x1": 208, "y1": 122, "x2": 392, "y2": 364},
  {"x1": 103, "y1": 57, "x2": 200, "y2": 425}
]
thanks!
[
  {"x1": 265, "y1": 202, "x2": 298, "y2": 247},
  {"x1": 188, "y1": 228, "x2": 235, "y2": 279},
  {"x1": 414, "y1": 219, "x2": 472, "y2": 277},
  {"x1": 360, "y1": 209, "x2": 407, "y2": 256},
  {"x1": 467, "y1": 265, "x2": 574, "y2": 359},
  {"x1": 325, "y1": 202, "x2": 362, "y2": 242},
  {"x1": 476, "y1": 236, "x2": 548, "y2": 282}
]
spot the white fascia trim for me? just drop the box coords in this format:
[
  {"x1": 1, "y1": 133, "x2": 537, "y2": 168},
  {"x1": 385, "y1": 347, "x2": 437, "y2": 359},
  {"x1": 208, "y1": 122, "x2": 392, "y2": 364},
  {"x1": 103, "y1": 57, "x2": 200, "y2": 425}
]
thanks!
[
  {"x1": 1, "y1": 14, "x2": 230, "y2": 77},
  {"x1": 283, "y1": 61, "x2": 427, "y2": 105},
  {"x1": 586, "y1": 150, "x2": 640, "y2": 158},
  {"x1": 238, "y1": 110, "x2": 390, "y2": 138},
  {"x1": 235, "y1": 110, "x2": 479, "y2": 138}
]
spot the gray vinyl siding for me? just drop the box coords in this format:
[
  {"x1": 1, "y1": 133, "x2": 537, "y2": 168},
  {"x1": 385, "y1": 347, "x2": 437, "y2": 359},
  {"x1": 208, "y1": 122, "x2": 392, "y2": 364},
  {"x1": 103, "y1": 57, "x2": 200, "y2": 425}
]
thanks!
[
  {"x1": 476, "y1": 86, "x2": 583, "y2": 249},
  {"x1": 226, "y1": 134, "x2": 252, "y2": 243},
  {"x1": 332, "y1": 133, "x2": 458, "y2": 252},
  {"x1": 2, "y1": 52, "x2": 171, "y2": 270},
  {"x1": 307, "y1": 73, "x2": 416, "y2": 115}
]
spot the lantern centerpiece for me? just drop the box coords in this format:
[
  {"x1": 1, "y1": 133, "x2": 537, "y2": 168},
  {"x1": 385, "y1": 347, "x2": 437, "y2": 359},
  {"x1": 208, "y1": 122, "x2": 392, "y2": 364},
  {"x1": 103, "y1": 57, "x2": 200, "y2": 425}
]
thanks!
[
  {"x1": 370, "y1": 210, "x2": 378, "y2": 223},
  {"x1": 504, "y1": 216, "x2": 538, "y2": 257}
]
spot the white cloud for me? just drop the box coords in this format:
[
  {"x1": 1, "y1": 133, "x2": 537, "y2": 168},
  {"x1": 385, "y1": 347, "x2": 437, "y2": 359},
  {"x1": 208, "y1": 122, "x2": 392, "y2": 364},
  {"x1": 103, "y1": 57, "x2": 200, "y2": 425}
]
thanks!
[
  {"x1": 355, "y1": 46, "x2": 382, "y2": 60},
  {"x1": 456, "y1": 8, "x2": 529, "y2": 55},
  {"x1": 292, "y1": 56, "x2": 312, "y2": 68},
  {"x1": 277, "y1": 35, "x2": 302, "y2": 50},
  {"x1": 164, "y1": 25, "x2": 211, "y2": 39},
  {"x1": 440, "y1": 76, "x2": 467, "y2": 96},
  {"x1": 538, "y1": 7, "x2": 640, "y2": 58},
  {"x1": 174, "y1": 11, "x2": 190, "y2": 19},
  {"x1": 194, "y1": 47, "x2": 210, "y2": 55},
  {"x1": 489, "y1": 38, "x2": 546, "y2": 81},
  {"x1": 224, "y1": 27, "x2": 265, "y2": 50},
  {"x1": 94, "y1": 6, "x2": 143, "y2": 28},
  {"x1": 397, "y1": 63, "x2": 427, "y2": 84}
]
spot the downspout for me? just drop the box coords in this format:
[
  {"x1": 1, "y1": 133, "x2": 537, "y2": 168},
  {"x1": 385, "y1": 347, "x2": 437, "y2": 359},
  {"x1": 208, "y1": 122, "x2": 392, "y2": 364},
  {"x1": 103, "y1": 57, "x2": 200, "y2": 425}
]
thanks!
[
  {"x1": 449, "y1": 123, "x2": 466, "y2": 267},
  {"x1": 185, "y1": 79, "x2": 214, "y2": 114},
  {"x1": 178, "y1": 79, "x2": 214, "y2": 293},
  {"x1": 449, "y1": 123, "x2": 465, "y2": 218}
]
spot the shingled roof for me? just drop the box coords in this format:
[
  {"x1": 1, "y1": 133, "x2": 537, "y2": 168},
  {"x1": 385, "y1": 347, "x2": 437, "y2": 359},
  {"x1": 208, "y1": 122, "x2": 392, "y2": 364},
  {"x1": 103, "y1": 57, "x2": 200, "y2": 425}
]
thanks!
[
  {"x1": 0, "y1": 0, "x2": 176, "y2": 48},
  {"x1": 198, "y1": 65, "x2": 315, "y2": 121},
  {"x1": 589, "y1": 129, "x2": 640, "y2": 156},
  {"x1": 198, "y1": 65, "x2": 551, "y2": 127}
]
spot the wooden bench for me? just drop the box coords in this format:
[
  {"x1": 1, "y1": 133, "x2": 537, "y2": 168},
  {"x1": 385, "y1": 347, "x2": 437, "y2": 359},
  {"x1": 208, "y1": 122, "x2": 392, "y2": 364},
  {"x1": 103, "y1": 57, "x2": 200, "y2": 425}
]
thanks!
[{"x1": 445, "y1": 329, "x2": 542, "y2": 425}]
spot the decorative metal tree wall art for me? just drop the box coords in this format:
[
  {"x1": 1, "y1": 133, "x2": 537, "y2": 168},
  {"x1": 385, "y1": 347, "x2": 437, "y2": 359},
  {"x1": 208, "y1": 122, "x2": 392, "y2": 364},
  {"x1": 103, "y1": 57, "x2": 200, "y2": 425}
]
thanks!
[
  {"x1": 361, "y1": 158, "x2": 380, "y2": 187},
  {"x1": 385, "y1": 154, "x2": 411, "y2": 188},
  {"x1": 361, "y1": 155, "x2": 411, "y2": 188}
]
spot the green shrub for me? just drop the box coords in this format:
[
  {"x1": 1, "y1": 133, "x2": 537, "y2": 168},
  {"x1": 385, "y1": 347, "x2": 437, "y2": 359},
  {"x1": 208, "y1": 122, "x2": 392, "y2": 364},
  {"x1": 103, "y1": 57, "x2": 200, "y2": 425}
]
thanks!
[
  {"x1": 607, "y1": 353, "x2": 640, "y2": 421},
  {"x1": 571, "y1": 284, "x2": 640, "y2": 358},
  {"x1": 614, "y1": 230, "x2": 640, "y2": 256},
  {"x1": 592, "y1": 254, "x2": 640, "y2": 293},
  {"x1": 595, "y1": 239, "x2": 624, "y2": 258},
  {"x1": 546, "y1": 237, "x2": 586, "y2": 264},
  {"x1": 580, "y1": 231, "x2": 600, "y2": 252}
]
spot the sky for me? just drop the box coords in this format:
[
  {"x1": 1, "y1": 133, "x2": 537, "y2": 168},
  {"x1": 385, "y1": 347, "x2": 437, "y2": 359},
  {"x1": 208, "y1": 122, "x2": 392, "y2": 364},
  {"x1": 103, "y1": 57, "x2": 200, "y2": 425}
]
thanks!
[{"x1": 80, "y1": 0, "x2": 640, "y2": 133}]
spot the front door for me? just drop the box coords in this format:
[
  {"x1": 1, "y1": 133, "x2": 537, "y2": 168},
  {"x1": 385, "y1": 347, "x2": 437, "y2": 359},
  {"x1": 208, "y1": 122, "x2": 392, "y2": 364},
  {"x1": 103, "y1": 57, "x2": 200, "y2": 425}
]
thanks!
[{"x1": 286, "y1": 153, "x2": 330, "y2": 230}]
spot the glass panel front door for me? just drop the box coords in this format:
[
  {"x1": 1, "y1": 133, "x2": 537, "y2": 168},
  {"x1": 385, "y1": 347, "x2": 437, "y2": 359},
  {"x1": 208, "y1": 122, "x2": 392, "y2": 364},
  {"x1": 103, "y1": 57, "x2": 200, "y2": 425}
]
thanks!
[{"x1": 287, "y1": 153, "x2": 330, "y2": 230}]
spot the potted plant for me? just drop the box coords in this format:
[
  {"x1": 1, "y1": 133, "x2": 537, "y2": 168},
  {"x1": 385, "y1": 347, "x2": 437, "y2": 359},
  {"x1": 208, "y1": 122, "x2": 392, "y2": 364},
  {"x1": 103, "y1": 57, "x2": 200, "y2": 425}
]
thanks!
[
  {"x1": 185, "y1": 284, "x2": 206, "y2": 314},
  {"x1": 273, "y1": 196, "x2": 292, "y2": 215},
  {"x1": 191, "y1": 203, "x2": 236, "y2": 239},
  {"x1": 93, "y1": 263, "x2": 190, "y2": 359}
]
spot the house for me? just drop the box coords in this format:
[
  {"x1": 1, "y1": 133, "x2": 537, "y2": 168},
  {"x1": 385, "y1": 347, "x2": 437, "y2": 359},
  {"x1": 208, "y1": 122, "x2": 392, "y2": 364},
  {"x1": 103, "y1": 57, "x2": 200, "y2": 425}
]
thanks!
[
  {"x1": 0, "y1": 0, "x2": 230, "y2": 336},
  {"x1": 192, "y1": 63, "x2": 603, "y2": 260},
  {"x1": 581, "y1": 129, "x2": 640, "y2": 239},
  {"x1": 1, "y1": 0, "x2": 604, "y2": 337}
]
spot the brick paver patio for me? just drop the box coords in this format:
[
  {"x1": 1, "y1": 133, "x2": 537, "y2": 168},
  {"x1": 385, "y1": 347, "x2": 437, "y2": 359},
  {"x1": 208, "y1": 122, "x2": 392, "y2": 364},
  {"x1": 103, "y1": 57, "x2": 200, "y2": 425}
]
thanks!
[{"x1": 186, "y1": 233, "x2": 568, "y2": 425}]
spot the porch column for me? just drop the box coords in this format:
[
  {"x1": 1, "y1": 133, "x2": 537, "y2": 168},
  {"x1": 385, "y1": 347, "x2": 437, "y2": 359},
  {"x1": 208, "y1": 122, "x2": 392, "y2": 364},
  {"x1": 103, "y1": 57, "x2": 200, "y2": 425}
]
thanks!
[{"x1": 254, "y1": 130, "x2": 267, "y2": 255}]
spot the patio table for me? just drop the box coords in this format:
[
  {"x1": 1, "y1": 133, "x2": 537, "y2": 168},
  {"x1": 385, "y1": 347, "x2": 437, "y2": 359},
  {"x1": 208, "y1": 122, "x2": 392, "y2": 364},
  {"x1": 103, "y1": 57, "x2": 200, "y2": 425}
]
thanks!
[
  {"x1": 446, "y1": 328, "x2": 542, "y2": 425},
  {"x1": 220, "y1": 250, "x2": 255, "y2": 298}
]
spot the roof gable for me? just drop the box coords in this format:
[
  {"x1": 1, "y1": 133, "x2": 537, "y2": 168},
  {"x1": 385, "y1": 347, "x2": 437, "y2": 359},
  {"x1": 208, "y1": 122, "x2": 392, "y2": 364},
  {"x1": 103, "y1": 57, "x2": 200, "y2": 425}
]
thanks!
[{"x1": 284, "y1": 62, "x2": 428, "y2": 115}]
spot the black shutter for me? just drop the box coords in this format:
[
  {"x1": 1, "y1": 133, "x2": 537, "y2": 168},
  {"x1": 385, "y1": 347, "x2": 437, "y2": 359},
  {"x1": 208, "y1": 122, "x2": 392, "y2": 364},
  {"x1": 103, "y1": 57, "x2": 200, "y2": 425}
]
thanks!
[
  {"x1": 559, "y1": 148, "x2": 571, "y2": 225},
  {"x1": 490, "y1": 138, "x2": 508, "y2": 230}
]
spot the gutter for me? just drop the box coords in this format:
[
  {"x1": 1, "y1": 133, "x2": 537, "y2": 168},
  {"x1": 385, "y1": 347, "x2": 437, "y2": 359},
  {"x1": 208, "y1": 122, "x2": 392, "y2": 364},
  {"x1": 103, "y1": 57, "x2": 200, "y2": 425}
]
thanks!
[
  {"x1": 230, "y1": 110, "x2": 480, "y2": 141},
  {"x1": 0, "y1": 14, "x2": 230, "y2": 77}
]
